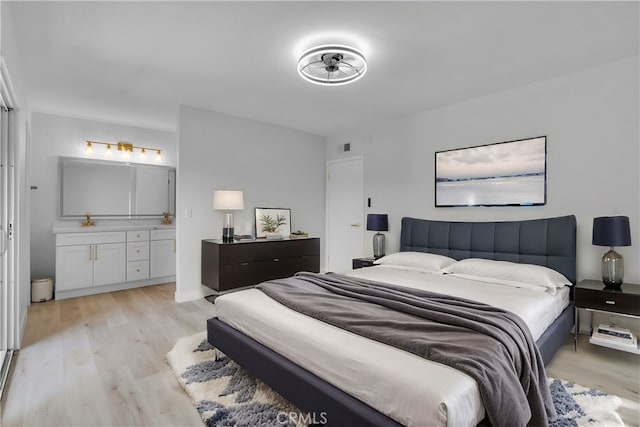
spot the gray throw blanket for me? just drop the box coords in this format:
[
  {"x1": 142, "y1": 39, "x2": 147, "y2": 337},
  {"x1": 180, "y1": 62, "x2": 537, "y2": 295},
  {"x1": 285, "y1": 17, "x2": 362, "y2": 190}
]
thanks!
[{"x1": 257, "y1": 272, "x2": 556, "y2": 427}]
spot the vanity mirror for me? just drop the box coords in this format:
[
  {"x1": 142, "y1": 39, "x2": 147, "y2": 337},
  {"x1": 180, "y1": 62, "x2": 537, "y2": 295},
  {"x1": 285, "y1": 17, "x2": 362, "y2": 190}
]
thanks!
[{"x1": 59, "y1": 157, "x2": 176, "y2": 218}]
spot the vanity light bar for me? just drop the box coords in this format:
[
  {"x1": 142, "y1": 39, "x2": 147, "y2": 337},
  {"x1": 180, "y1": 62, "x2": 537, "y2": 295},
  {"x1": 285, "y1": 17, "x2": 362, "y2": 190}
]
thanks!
[{"x1": 85, "y1": 140, "x2": 162, "y2": 162}]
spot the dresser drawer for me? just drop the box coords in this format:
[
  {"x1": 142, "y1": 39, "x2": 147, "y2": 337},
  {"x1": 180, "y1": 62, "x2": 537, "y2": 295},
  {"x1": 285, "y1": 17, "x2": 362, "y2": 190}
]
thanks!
[
  {"x1": 575, "y1": 287, "x2": 640, "y2": 316},
  {"x1": 127, "y1": 242, "x2": 149, "y2": 261},
  {"x1": 218, "y1": 239, "x2": 320, "y2": 264},
  {"x1": 217, "y1": 256, "x2": 320, "y2": 292},
  {"x1": 127, "y1": 260, "x2": 149, "y2": 281},
  {"x1": 127, "y1": 230, "x2": 150, "y2": 242}
]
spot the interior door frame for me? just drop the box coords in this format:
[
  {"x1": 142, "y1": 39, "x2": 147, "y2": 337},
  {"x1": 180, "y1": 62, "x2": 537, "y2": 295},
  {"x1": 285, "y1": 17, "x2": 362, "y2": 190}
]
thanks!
[{"x1": 325, "y1": 155, "x2": 364, "y2": 272}]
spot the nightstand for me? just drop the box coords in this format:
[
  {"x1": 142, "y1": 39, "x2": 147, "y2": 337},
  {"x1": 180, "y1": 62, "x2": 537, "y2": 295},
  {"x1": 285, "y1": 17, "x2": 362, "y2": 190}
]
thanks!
[
  {"x1": 352, "y1": 257, "x2": 377, "y2": 269},
  {"x1": 574, "y1": 279, "x2": 640, "y2": 354}
]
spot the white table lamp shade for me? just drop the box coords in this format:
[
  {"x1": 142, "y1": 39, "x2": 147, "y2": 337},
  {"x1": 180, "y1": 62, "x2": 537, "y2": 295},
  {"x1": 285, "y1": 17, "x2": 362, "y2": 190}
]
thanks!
[{"x1": 213, "y1": 191, "x2": 244, "y2": 210}]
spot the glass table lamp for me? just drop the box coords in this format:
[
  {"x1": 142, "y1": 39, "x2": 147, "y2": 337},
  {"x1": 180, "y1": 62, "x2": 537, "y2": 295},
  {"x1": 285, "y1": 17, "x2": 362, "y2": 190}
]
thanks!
[
  {"x1": 213, "y1": 191, "x2": 244, "y2": 243},
  {"x1": 592, "y1": 216, "x2": 632, "y2": 289},
  {"x1": 366, "y1": 214, "x2": 389, "y2": 258}
]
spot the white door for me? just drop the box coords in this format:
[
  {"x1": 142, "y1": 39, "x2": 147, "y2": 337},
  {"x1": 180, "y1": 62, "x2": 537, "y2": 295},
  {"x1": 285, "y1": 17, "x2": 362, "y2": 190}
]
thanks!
[
  {"x1": 150, "y1": 239, "x2": 176, "y2": 278},
  {"x1": 93, "y1": 243, "x2": 126, "y2": 286},
  {"x1": 326, "y1": 157, "x2": 364, "y2": 273}
]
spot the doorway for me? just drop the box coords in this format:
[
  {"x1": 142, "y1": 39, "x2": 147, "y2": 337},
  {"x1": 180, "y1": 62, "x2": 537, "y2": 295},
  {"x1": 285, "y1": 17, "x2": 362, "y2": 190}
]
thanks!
[{"x1": 326, "y1": 157, "x2": 364, "y2": 273}]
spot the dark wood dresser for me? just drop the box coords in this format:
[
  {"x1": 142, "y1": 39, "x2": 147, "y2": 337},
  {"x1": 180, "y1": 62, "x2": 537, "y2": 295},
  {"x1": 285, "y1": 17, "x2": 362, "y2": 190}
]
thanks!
[{"x1": 201, "y1": 238, "x2": 320, "y2": 292}]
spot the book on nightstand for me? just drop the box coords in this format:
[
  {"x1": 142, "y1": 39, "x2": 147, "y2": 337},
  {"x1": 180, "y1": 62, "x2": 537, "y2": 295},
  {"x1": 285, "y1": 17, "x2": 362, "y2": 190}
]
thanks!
[{"x1": 590, "y1": 324, "x2": 637, "y2": 351}]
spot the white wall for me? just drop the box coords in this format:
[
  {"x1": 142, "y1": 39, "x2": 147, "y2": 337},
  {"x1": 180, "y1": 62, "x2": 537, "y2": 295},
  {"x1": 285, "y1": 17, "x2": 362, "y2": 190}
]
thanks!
[
  {"x1": 326, "y1": 56, "x2": 640, "y2": 286},
  {"x1": 176, "y1": 105, "x2": 325, "y2": 302},
  {"x1": 29, "y1": 112, "x2": 176, "y2": 279}
]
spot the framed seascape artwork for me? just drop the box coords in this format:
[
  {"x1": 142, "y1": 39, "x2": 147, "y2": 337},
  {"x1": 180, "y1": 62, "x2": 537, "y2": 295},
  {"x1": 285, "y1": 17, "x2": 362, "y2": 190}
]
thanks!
[
  {"x1": 435, "y1": 136, "x2": 547, "y2": 207},
  {"x1": 255, "y1": 207, "x2": 292, "y2": 238}
]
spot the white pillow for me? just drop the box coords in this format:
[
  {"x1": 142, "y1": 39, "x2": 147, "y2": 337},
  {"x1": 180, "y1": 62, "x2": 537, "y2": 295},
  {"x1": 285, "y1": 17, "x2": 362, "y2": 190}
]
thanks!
[
  {"x1": 442, "y1": 258, "x2": 572, "y2": 295},
  {"x1": 373, "y1": 252, "x2": 456, "y2": 272}
]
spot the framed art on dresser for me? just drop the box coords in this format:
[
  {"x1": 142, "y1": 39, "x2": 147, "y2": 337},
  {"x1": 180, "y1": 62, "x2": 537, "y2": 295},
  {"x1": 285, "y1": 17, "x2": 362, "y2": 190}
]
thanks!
[{"x1": 254, "y1": 207, "x2": 291, "y2": 239}]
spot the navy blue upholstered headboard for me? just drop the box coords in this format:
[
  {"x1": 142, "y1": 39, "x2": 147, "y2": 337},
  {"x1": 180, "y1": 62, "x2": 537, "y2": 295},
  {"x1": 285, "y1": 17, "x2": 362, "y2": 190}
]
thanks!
[{"x1": 400, "y1": 215, "x2": 577, "y2": 284}]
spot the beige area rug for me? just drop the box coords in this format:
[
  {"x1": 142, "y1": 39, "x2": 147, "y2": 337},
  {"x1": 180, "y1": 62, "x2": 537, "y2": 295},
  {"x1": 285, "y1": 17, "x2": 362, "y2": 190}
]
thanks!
[{"x1": 168, "y1": 331, "x2": 624, "y2": 427}]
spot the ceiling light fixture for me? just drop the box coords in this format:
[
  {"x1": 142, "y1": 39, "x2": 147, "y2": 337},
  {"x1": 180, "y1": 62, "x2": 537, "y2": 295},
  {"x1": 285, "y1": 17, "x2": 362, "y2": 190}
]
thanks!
[{"x1": 297, "y1": 45, "x2": 367, "y2": 86}]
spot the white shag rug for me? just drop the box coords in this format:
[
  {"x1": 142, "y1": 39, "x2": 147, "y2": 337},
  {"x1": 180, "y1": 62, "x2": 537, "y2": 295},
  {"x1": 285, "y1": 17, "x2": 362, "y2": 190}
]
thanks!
[{"x1": 167, "y1": 332, "x2": 624, "y2": 427}]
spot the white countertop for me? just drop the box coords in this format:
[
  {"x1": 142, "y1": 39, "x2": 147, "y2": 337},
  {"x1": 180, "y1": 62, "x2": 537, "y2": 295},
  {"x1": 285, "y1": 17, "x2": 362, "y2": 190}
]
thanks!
[{"x1": 52, "y1": 221, "x2": 176, "y2": 234}]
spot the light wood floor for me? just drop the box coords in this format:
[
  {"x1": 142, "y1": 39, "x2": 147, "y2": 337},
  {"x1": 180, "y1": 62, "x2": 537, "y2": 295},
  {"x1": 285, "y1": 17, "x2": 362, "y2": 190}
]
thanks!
[
  {"x1": 1, "y1": 283, "x2": 638, "y2": 426},
  {"x1": 1, "y1": 283, "x2": 213, "y2": 427}
]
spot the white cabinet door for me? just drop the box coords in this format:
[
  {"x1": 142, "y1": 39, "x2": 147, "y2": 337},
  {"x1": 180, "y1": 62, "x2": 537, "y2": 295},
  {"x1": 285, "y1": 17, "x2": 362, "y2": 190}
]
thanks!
[
  {"x1": 150, "y1": 239, "x2": 176, "y2": 278},
  {"x1": 93, "y1": 243, "x2": 126, "y2": 286},
  {"x1": 55, "y1": 245, "x2": 93, "y2": 291}
]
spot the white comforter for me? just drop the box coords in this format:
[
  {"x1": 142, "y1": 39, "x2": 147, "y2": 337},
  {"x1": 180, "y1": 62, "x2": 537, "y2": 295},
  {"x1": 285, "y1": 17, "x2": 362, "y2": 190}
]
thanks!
[{"x1": 214, "y1": 265, "x2": 570, "y2": 427}]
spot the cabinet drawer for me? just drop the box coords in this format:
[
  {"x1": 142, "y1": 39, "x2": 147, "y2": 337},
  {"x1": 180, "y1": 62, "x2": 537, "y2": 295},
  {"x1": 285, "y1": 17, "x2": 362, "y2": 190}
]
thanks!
[
  {"x1": 127, "y1": 260, "x2": 150, "y2": 281},
  {"x1": 576, "y1": 288, "x2": 640, "y2": 316},
  {"x1": 218, "y1": 255, "x2": 320, "y2": 291},
  {"x1": 56, "y1": 231, "x2": 126, "y2": 246},
  {"x1": 127, "y1": 230, "x2": 150, "y2": 242},
  {"x1": 127, "y1": 242, "x2": 149, "y2": 261},
  {"x1": 151, "y1": 229, "x2": 176, "y2": 240},
  {"x1": 219, "y1": 239, "x2": 320, "y2": 264}
]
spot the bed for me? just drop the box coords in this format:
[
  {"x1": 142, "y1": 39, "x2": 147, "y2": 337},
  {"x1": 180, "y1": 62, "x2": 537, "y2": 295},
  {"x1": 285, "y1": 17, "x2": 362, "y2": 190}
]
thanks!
[{"x1": 207, "y1": 215, "x2": 576, "y2": 426}]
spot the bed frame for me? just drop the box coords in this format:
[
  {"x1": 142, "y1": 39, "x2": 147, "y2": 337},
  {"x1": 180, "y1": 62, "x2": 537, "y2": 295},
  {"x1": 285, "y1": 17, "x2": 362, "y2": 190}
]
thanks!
[{"x1": 207, "y1": 215, "x2": 576, "y2": 426}]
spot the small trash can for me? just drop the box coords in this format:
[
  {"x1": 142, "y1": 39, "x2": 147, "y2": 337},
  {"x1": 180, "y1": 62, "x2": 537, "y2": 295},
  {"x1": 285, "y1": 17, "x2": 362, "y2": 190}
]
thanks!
[{"x1": 31, "y1": 277, "x2": 54, "y2": 302}]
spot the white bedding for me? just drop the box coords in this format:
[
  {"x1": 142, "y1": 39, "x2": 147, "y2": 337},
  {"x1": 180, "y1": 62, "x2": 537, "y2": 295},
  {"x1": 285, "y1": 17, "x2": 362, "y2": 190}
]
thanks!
[{"x1": 214, "y1": 266, "x2": 570, "y2": 427}]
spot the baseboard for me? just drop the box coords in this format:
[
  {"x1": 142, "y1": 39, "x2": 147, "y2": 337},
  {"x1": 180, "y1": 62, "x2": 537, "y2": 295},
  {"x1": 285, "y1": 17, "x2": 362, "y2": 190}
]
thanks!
[
  {"x1": 54, "y1": 276, "x2": 176, "y2": 300},
  {"x1": 175, "y1": 285, "x2": 215, "y2": 303}
]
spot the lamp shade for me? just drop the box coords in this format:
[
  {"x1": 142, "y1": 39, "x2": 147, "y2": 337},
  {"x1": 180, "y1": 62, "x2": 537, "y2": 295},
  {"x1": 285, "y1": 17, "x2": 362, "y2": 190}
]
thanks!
[
  {"x1": 213, "y1": 190, "x2": 244, "y2": 210},
  {"x1": 366, "y1": 214, "x2": 389, "y2": 232},
  {"x1": 592, "y1": 216, "x2": 631, "y2": 247}
]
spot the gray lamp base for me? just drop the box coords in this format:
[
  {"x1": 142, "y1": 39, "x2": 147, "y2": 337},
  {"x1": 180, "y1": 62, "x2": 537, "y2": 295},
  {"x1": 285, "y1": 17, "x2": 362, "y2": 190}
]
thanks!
[
  {"x1": 602, "y1": 247, "x2": 624, "y2": 289},
  {"x1": 373, "y1": 232, "x2": 386, "y2": 258}
]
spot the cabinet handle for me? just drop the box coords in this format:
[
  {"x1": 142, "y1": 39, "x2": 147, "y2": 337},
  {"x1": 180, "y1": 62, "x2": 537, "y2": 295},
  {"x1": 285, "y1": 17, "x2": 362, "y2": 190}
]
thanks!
[
  {"x1": 241, "y1": 262, "x2": 249, "y2": 266},
  {"x1": 605, "y1": 300, "x2": 616, "y2": 305},
  {"x1": 137, "y1": 249, "x2": 140, "y2": 253},
  {"x1": 273, "y1": 258, "x2": 280, "y2": 262},
  {"x1": 136, "y1": 269, "x2": 140, "y2": 272}
]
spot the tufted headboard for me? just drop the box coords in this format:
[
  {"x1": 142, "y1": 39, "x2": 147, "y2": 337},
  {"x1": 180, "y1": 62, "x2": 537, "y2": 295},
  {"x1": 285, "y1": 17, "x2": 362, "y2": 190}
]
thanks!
[{"x1": 400, "y1": 215, "x2": 577, "y2": 284}]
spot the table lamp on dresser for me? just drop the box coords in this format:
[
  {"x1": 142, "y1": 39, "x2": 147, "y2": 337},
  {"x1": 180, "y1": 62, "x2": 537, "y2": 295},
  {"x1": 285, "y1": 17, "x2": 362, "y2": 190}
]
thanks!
[{"x1": 213, "y1": 190, "x2": 244, "y2": 243}]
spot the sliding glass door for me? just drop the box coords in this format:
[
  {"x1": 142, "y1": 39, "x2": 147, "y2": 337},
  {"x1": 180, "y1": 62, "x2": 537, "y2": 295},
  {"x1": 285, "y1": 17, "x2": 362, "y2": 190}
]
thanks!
[
  {"x1": 0, "y1": 106, "x2": 7, "y2": 375},
  {"x1": 0, "y1": 83, "x2": 16, "y2": 398}
]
